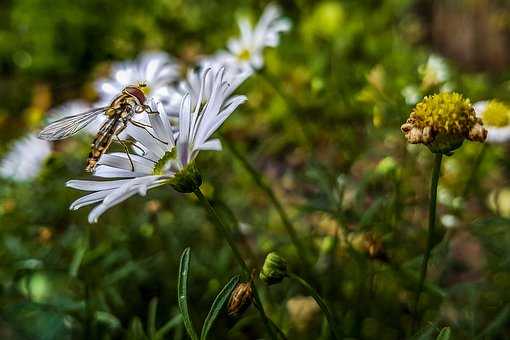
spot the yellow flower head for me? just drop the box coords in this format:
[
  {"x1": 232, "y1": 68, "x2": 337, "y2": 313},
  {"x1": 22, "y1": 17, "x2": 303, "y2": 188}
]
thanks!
[{"x1": 401, "y1": 92, "x2": 487, "y2": 154}]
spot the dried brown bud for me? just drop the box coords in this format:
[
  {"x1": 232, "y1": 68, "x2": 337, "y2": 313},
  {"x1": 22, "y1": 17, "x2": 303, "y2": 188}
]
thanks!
[
  {"x1": 349, "y1": 232, "x2": 388, "y2": 261},
  {"x1": 227, "y1": 281, "x2": 253, "y2": 318},
  {"x1": 468, "y1": 121, "x2": 488, "y2": 142}
]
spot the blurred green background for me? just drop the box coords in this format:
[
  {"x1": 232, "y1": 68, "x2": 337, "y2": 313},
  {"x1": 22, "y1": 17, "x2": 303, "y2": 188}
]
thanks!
[{"x1": 1, "y1": 0, "x2": 510, "y2": 339}]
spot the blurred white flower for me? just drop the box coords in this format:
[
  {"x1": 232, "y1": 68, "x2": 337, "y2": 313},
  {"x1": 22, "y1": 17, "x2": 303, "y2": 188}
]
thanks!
[
  {"x1": 95, "y1": 51, "x2": 179, "y2": 109},
  {"x1": 67, "y1": 67, "x2": 246, "y2": 223},
  {"x1": 403, "y1": 55, "x2": 452, "y2": 105},
  {"x1": 0, "y1": 134, "x2": 52, "y2": 182},
  {"x1": 220, "y1": 3, "x2": 291, "y2": 70},
  {"x1": 474, "y1": 100, "x2": 510, "y2": 143},
  {"x1": 46, "y1": 100, "x2": 106, "y2": 135},
  {"x1": 419, "y1": 55, "x2": 450, "y2": 88},
  {"x1": 401, "y1": 85, "x2": 420, "y2": 105},
  {"x1": 440, "y1": 214, "x2": 460, "y2": 229}
]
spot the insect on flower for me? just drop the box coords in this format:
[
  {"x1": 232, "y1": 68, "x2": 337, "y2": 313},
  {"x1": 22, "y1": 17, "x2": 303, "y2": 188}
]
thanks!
[{"x1": 38, "y1": 84, "x2": 161, "y2": 173}]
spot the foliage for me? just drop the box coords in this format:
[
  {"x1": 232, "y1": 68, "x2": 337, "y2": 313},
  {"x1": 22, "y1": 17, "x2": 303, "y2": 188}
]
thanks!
[{"x1": 1, "y1": 0, "x2": 510, "y2": 339}]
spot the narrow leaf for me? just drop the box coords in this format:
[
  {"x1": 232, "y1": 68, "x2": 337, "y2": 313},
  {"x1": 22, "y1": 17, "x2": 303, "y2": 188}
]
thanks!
[
  {"x1": 148, "y1": 298, "x2": 158, "y2": 339},
  {"x1": 127, "y1": 317, "x2": 148, "y2": 340},
  {"x1": 178, "y1": 248, "x2": 198, "y2": 340},
  {"x1": 200, "y1": 275, "x2": 240, "y2": 340},
  {"x1": 476, "y1": 304, "x2": 510, "y2": 339},
  {"x1": 155, "y1": 314, "x2": 182, "y2": 339},
  {"x1": 436, "y1": 327, "x2": 450, "y2": 340},
  {"x1": 69, "y1": 236, "x2": 88, "y2": 277}
]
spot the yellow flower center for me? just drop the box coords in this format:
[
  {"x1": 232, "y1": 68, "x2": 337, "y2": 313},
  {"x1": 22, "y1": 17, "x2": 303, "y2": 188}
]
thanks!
[
  {"x1": 411, "y1": 92, "x2": 477, "y2": 134},
  {"x1": 153, "y1": 150, "x2": 175, "y2": 175},
  {"x1": 482, "y1": 100, "x2": 510, "y2": 127},
  {"x1": 238, "y1": 49, "x2": 251, "y2": 61}
]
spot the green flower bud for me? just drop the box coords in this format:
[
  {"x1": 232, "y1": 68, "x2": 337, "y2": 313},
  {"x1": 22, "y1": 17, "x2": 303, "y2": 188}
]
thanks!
[
  {"x1": 169, "y1": 163, "x2": 202, "y2": 193},
  {"x1": 260, "y1": 252, "x2": 288, "y2": 285},
  {"x1": 401, "y1": 92, "x2": 487, "y2": 155}
]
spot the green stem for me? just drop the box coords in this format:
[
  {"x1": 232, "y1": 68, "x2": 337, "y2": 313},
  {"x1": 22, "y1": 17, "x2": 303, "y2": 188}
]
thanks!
[
  {"x1": 222, "y1": 137, "x2": 312, "y2": 267},
  {"x1": 413, "y1": 153, "x2": 443, "y2": 329},
  {"x1": 288, "y1": 272, "x2": 341, "y2": 340},
  {"x1": 193, "y1": 188, "x2": 277, "y2": 340}
]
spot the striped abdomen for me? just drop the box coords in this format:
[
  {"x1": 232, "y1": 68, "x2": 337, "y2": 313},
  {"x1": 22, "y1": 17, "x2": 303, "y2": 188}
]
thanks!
[{"x1": 85, "y1": 118, "x2": 125, "y2": 172}]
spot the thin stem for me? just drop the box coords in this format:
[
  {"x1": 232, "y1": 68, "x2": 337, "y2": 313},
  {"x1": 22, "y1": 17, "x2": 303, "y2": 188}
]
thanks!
[
  {"x1": 193, "y1": 188, "x2": 277, "y2": 340},
  {"x1": 413, "y1": 153, "x2": 443, "y2": 329},
  {"x1": 222, "y1": 137, "x2": 313, "y2": 267},
  {"x1": 214, "y1": 199, "x2": 259, "y2": 267},
  {"x1": 288, "y1": 272, "x2": 341, "y2": 340}
]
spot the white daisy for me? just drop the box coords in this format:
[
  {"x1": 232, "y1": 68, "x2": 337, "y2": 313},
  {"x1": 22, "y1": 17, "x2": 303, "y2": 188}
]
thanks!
[
  {"x1": 0, "y1": 134, "x2": 52, "y2": 182},
  {"x1": 221, "y1": 3, "x2": 291, "y2": 70},
  {"x1": 167, "y1": 57, "x2": 252, "y2": 115},
  {"x1": 66, "y1": 67, "x2": 247, "y2": 223},
  {"x1": 474, "y1": 100, "x2": 510, "y2": 143},
  {"x1": 95, "y1": 51, "x2": 179, "y2": 108}
]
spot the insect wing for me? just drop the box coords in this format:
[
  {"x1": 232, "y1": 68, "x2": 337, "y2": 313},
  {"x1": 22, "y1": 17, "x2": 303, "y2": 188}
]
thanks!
[{"x1": 38, "y1": 107, "x2": 108, "y2": 141}]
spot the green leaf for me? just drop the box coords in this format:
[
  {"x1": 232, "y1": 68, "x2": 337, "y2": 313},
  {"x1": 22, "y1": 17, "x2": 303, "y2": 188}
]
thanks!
[
  {"x1": 476, "y1": 304, "x2": 510, "y2": 339},
  {"x1": 155, "y1": 314, "x2": 182, "y2": 339},
  {"x1": 69, "y1": 235, "x2": 88, "y2": 277},
  {"x1": 178, "y1": 247, "x2": 199, "y2": 340},
  {"x1": 94, "y1": 311, "x2": 121, "y2": 329},
  {"x1": 148, "y1": 297, "x2": 158, "y2": 339},
  {"x1": 436, "y1": 327, "x2": 450, "y2": 340},
  {"x1": 200, "y1": 275, "x2": 240, "y2": 340},
  {"x1": 3, "y1": 302, "x2": 70, "y2": 340},
  {"x1": 127, "y1": 317, "x2": 148, "y2": 340}
]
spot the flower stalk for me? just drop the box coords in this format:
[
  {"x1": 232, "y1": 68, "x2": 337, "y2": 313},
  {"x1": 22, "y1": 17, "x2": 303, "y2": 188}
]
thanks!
[
  {"x1": 288, "y1": 272, "x2": 341, "y2": 340},
  {"x1": 222, "y1": 137, "x2": 313, "y2": 267},
  {"x1": 193, "y1": 188, "x2": 277, "y2": 340},
  {"x1": 413, "y1": 153, "x2": 442, "y2": 328}
]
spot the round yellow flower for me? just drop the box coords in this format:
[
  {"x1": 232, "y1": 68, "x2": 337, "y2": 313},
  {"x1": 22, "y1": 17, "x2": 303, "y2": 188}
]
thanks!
[{"x1": 401, "y1": 92, "x2": 487, "y2": 154}]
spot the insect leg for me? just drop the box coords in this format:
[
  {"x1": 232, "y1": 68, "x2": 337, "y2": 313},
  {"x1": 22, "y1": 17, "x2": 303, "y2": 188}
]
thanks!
[
  {"x1": 129, "y1": 119, "x2": 168, "y2": 145},
  {"x1": 115, "y1": 134, "x2": 135, "y2": 172},
  {"x1": 143, "y1": 105, "x2": 159, "y2": 115}
]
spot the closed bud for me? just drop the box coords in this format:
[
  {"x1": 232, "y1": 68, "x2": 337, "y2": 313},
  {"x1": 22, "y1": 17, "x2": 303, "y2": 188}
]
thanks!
[
  {"x1": 169, "y1": 163, "x2": 202, "y2": 193},
  {"x1": 227, "y1": 281, "x2": 253, "y2": 318},
  {"x1": 260, "y1": 252, "x2": 288, "y2": 285}
]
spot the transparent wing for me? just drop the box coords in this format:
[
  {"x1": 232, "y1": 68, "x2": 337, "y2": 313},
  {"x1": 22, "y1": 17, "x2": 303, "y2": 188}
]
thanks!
[{"x1": 38, "y1": 107, "x2": 108, "y2": 141}]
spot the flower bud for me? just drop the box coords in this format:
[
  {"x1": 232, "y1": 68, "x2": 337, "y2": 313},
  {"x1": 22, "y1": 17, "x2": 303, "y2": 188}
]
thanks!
[
  {"x1": 170, "y1": 163, "x2": 202, "y2": 193},
  {"x1": 401, "y1": 92, "x2": 487, "y2": 155},
  {"x1": 260, "y1": 252, "x2": 288, "y2": 285},
  {"x1": 227, "y1": 281, "x2": 253, "y2": 318}
]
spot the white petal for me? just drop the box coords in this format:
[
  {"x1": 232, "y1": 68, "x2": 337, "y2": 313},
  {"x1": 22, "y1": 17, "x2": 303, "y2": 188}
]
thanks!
[
  {"x1": 94, "y1": 165, "x2": 146, "y2": 178},
  {"x1": 66, "y1": 179, "x2": 134, "y2": 191},
  {"x1": 196, "y1": 139, "x2": 222, "y2": 151},
  {"x1": 69, "y1": 189, "x2": 115, "y2": 210},
  {"x1": 98, "y1": 153, "x2": 153, "y2": 173}
]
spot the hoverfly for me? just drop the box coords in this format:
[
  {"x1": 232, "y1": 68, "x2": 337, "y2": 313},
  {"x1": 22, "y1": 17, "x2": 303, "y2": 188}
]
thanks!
[{"x1": 39, "y1": 84, "x2": 159, "y2": 173}]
